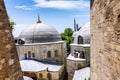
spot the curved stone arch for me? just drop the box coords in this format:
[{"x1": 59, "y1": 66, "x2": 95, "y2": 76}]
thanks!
[
  {"x1": 28, "y1": 51, "x2": 31, "y2": 58},
  {"x1": 30, "y1": 73, "x2": 37, "y2": 80},
  {"x1": 39, "y1": 73, "x2": 43, "y2": 78},
  {"x1": 32, "y1": 53, "x2": 35, "y2": 57},
  {"x1": 77, "y1": 64, "x2": 82, "y2": 69},
  {"x1": 47, "y1": 73, "x2": 52, "y2": 80},
  {"x1": 79, "y1": 52, "x2": 85, "y2": 59},
  {"x1": 47, "y1": 51, "x2": 51, "y2": 58},
  {"x1": 78, "y1": 35, "x2": 83, "y2": 44},
  {"x1": 55, "y1": 50, "x2": 58, "y2": 57}
]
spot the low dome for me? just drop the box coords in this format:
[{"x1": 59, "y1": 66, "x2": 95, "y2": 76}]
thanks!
[
  {"x1": 19, "y1": 23, "x2": 62, "y2": 43},
  {"x1": 73, "y1": 22, "x2": 90, "y2": 44}
]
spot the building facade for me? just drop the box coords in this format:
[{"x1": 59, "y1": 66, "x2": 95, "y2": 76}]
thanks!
[
  {"x1": 15, "y1": 17, "x2": 66, "y2": 80},
  {"x1": 67, "y1": 22, "x2": 90, "y2": 80},
  {"x1": 20, "y1": 59, "x2": 65, "y2": 80},
  {"x1": 91, "y1": 0, "x2": 120, "y2": 80}
]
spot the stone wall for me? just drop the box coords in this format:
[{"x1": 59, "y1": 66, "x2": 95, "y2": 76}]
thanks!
[
  {"x1": 91, "y1": 0, "x2": 120, "y2": 80},
  {"x1": 66, "y1": 44, "x2": 90, "y2": 80},
  {"x1": 70, "y1": 45, "x2": 90, "y2": 66},
  {"x1": 0, "y1": 0, "x2": 23, "y2": 80},
  {"x1": 67, "y1": 60, "x2": 85, "y2": 80},
  {"x1": 23, "y1": 64, "x2": 65, "y2": 80},
  {"x1": 16, "y1": 42, "x2": 66, "y2": 63}
]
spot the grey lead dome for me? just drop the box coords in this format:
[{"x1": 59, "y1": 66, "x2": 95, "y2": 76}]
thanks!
[
  {"x1": 19, "y1": 23, "x2": 62, "y2": 43},
  {"x1": 72, "y1": 22, "x2": 90, "y2": 44}
]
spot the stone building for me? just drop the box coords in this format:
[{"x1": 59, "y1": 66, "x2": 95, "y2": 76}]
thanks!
[
  {"x1": 73, "y1": 67, "x2": 90, "y2": 80},
  {"x1": 0, "y1": 0, "x2": 23, "y2": 80},
  {"x1": 91, "y1": 0, "x2": 120, "y2": 80},
  {"x1": 67, "y1": 22, "x2": 90, "y2": 80},
  {"x1": 15, "y1": 16, "x2": 66, "y2": 80},
  {"x1": 20, "y1": 59, "x2": 64, "y2": 80}
]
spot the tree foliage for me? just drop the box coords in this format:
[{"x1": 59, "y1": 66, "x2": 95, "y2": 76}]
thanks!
[
  {"x1": 61, "y1": 28, "x2": 73, "y2": 53},
  {"x1": 10, "y1": 21, "x2": 16, "y2": 31},
  {"x1": 88, "y1": 77, "x2": 90, "y2": 80},
  {"x1": 9, "y1": 17, "x2": 16, "y2": 31}
]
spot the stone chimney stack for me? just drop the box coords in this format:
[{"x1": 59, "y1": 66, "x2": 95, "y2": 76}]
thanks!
[{"x1": 0, "y1": 0, "x2": 23, "y2": 80}]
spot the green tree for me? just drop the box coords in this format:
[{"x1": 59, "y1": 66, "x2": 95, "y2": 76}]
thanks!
[
  {"x1": 10, "y1": 20, "x2": 16, "y2": 31},
  {"x1": 61, "y1": 28, "x2": 73, "y2": 53},
  {"x1": 9, "y1": 17, "x2": 16, "y2": 31},
  {"x1": 88, "y1": 77, "x2": 90, "y2": 80}
]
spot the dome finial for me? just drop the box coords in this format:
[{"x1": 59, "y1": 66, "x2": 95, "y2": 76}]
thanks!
[{"x1": 37, "y1": 14, "x2": 42, "y2": 23}]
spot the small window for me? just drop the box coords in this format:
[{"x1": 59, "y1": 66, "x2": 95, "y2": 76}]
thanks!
[
  {"x1": 28, "y1": 51, "x2": 31, "y2": 58},
  {"x1": 39, "y1": 73, "x2": 43, "y2": 78},
  {"x1": 78, "y1": 36, "x2": 83, "y2": 44},
  {"x1": 32, "y1": 53, "x2": 35, "y2": 57},
  {"x1": 24, "y1": 53, "x2": 27, "y2": 59},
  {"x1": 80, "y1": 52, "x2": 85, "y2": 58},
  {"x1": 77, "y1": 64, "x2": 82, "y2": 69},
  {"x1": 74, "y1": 53, "x2": 78, "y2": 58},
  {"x1": 14, "y1": 39, "x2": 18, "y2": 44},
  {"x1": 31, "y1": 73, "x2": 37, "y2": 80},
  {"x1": 18, "y1": 39, "x2": 25, "y2": 45},
  {"x1": 47, "y1": 51, "x2": 51, "y2": 58},
  {"x1": 55, "y1": 50, "x2": 58, "y2": 57},
  {"x1": 47, "y1": 73, "x2": 52, "y2": 80}
]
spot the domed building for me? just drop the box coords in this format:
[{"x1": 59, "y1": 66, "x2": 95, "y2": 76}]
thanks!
[
  {"x1": 15, "y1": 16, "x2": 66, "y2": 80},
  {"x1": 67, "y1": 22, "x2": 90, "y2": 80},
  {"x1": 19, "y1": 22, "x2": 62, "y2": 43}
]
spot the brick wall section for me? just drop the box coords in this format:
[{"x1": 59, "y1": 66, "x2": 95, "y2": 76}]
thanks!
[
  {"x1": 0, "y1": 0, "x2": 23, "y2": 80},
  {"x1": 91, "y1": 0, "x2": 120, "y2": 80}
]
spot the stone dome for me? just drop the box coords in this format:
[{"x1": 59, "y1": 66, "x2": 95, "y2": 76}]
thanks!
[
  {"x1": 19, "y1": 23, "x2": 62, "y2": 43},
  {"x1": 73, "y1": 22, "x2": 90, "y2": 44}
]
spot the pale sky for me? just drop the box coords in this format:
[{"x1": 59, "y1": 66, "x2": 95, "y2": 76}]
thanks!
[{"x1": 4, "y1": 0, "x2": 90, "y2": 37}]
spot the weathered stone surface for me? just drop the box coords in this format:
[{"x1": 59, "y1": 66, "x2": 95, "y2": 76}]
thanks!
[
  {"x1": 91, "y1": 0, "x2": 120, "y2": 80},
  {"x1": 0, "y1": 0, "x2": 23, "y2": 80},
  {"x1": 67, "y1": 60, "x2": 86, "y2": 80}
]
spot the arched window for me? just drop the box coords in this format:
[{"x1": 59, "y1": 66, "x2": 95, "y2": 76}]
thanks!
[
  {"x1": 28, "y1": 51, "x2": 31, "y2": 58},
  {"x1": 55, "y1": 50, "x2": 58, "y2": 57},
  {"x1": 47, "y1": 51, "x2": 51, "y2": 58},
  {"x1": 77, "y1": 64, "x2": 82, "y2": 69},
  {"x1": 78, "y1": 36, "x2": 83, "y2": 44},
  {"x1": 14, "y1": 39, "x2": 18, "y2": 44},
  {"x1": 79, "y1": 52, "x2": 85, "y2": 58},
  {"x1": 18, "y1": 39, "x2": 25, "y2": 45},
  {"x1": 39, "y1": 73, "x2": 43, "y2": 78},
  {"x1": 24, "y1": 53, "x2": 27, "y2": 59},
  {"x1": 47, "y1": 73, "x2": 52, "y2": 80},
  {"x1": 31, "y1": 73, "x2": 37, "y2": 80},
  {"x1": 74, "y1": 53, "x2": 78, "y2": 58},
  {"x1": 32, "y1": 53, "x2": 35, "y2": 57}
]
